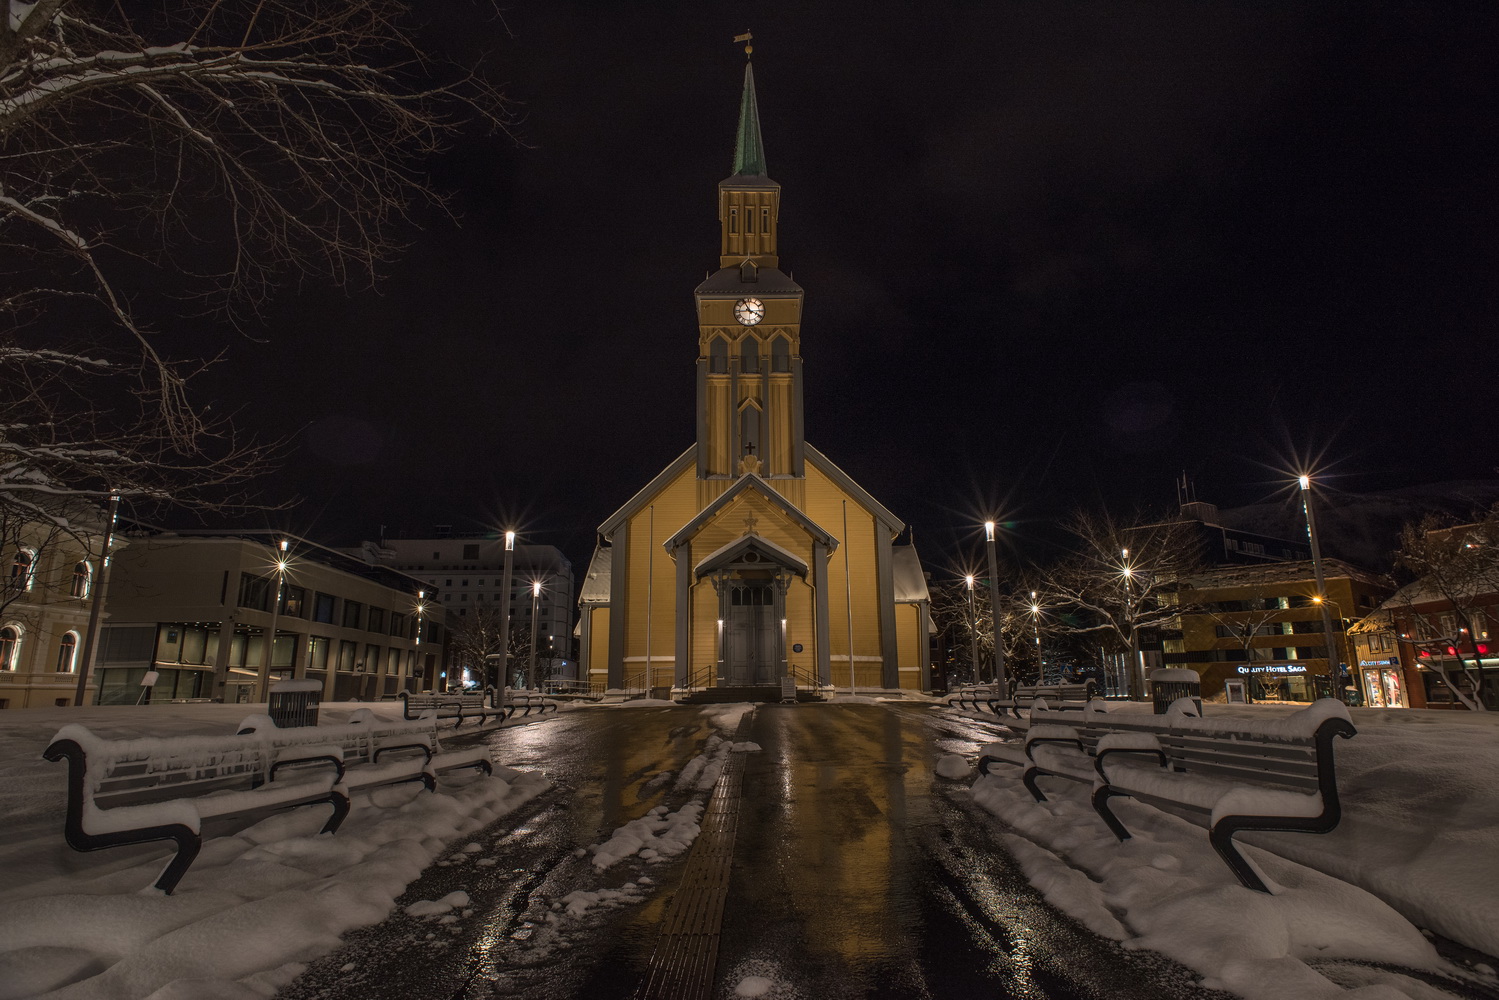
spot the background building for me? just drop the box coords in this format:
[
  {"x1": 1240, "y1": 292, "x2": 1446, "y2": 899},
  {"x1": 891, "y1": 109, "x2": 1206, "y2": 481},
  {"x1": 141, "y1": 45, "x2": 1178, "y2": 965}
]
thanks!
[
  {"x1": 1, "y1": 507, "x2": 117, "y2": 709},
  {"x1": 353, "y1": 532, "x2": 575, "y2": 685},
  {"x1": 98, "y1": 529, "x2": 443, "y2": 704},
  {"x1": 1165, "y1": 559, "x2": 1388, "y2": 703}
]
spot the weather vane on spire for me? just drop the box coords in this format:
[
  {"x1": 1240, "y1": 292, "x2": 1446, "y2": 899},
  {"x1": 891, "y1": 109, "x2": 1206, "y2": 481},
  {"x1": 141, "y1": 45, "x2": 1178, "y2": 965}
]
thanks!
[{"x1": 734, "y1": 31, "x2": 752, "y2": 58}]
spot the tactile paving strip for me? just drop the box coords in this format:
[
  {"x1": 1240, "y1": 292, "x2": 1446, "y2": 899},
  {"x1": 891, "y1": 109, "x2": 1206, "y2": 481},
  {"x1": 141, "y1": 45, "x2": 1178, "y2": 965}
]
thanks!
[{"x1": 634, "y1": 718, "x2": 752, "y2": 1000}]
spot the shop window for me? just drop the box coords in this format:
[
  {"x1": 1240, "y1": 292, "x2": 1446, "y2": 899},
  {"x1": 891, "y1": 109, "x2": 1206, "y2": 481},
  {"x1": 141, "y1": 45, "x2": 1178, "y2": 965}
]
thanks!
[{"x1": 309, "y1": 636, "x2": 330, "y2": 670}]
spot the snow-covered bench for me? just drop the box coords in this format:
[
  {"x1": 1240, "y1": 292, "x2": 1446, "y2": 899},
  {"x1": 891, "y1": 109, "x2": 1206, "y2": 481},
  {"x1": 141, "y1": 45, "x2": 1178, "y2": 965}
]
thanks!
[
  {"x1": 977, "y1": 699, "x2": 1357, "y2": 892},
  {"x1": 400, "y1": 689, "x2": 496, "y2": 724},
  {"x1": 945, "y1": 681, "x2": 1092, "y2": 717},
  {"x1": 42, "y1": 721, "x2": 494, "y2": 895},
  {"x1": 988, "y1": 681, "x2": 1094, "y2": 718},
  {"x1": 943, "y1": 684, "x2": 999, "y2": 713},
  {"x1": 501, "y1": 692, "x2": 559, "y2": 718}
]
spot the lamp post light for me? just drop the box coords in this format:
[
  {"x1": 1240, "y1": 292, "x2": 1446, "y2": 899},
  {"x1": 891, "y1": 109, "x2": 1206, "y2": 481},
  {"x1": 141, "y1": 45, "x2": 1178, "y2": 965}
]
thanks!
[
  {"x1": 1300, "y1": 475, "x2": 1344, "y2": 701},
  {"x1": 1121, "y1": 547, "x2": 1141, "y2": 699},
  {"x1": 965, "y1": 575, "x2": 981, "y2": 686},
  {"x1": 1030, "y1": 590, "x2": 1044, "y2": 682},
  {"x1": 983, "y1": 521, "x2": 1008, "y2": 695},
  {"x1": 1313, "y1": 594, "x2": 1354, "y2": 703},
  {"x1": 257, "y1": 538, "x2": 289, "y2": 701},
  {"x1": 498, "y1": 530, "x2": 516, "y2": 690},
  {"x1": 414, "y1": 589, "x2": 427, "y2": 691},
  {"x1": 528, "y1": 580, "x2": 542, "y2": 692}
]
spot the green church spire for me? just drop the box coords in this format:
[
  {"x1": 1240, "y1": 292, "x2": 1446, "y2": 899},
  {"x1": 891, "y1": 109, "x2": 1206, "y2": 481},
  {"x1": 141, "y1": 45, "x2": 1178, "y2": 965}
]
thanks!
[{"x1": 732, "y1": 62, "x2": 768, "y2": 177}]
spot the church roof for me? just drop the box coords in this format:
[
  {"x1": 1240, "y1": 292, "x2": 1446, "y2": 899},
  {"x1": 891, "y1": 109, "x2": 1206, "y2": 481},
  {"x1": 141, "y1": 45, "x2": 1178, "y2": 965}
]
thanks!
[
  {"x1": 579, "y1": 545, "x2": 612, "y2": 604},
  {"x1": 804, "y1": 444, "x2": 905, "y2": 535},
  {"x1": 695, "y1": 265, "x2": 802, "y2": 298},
  {"x1": 892, "y1": 543, "x2": 930, "y2": 603},
  {"x1": 732, "y1": 62, "x2": 768, "y2": 178},
  {"x1": 596, "y1": 446, "x2": 697, "y2": 537},
  {"x1": 694, "y1": 533, "x2": 810, "y2": 579},
  {"x1": 664, "y1": 473, "x2": 838, "y2": 551}
]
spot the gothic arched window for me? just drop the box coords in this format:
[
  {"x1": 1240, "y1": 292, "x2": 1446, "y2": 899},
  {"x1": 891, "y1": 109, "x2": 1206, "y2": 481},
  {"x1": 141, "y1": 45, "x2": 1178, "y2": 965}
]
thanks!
[
  {"x1": 740, "y1": 404, "x2": 761, "y2": 461},
  {"x1": 741, "y1": 337, "x2": 760, "y2": 374},
  {"x1": 709, "y1": 337, "x2": 729, "y2": 374},
  {"x1": 771, "y1": 336, "x2": 790, "y2": 372}
]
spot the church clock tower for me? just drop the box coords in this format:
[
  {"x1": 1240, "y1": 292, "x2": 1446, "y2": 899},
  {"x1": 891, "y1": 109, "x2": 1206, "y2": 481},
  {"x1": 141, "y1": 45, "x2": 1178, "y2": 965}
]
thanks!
[
  {"x1": 695, "y1": 61, "x2": 805, "y2": 480},
  {"x1": 581, "y1": 47, "x2": 930, "y2": 700}
]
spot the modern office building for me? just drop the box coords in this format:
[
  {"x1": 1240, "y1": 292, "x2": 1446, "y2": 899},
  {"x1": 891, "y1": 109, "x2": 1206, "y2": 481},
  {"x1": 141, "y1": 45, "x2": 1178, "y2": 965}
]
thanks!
[{"x1": 96, "y1": 529, "x2": 444, "y2": 704}]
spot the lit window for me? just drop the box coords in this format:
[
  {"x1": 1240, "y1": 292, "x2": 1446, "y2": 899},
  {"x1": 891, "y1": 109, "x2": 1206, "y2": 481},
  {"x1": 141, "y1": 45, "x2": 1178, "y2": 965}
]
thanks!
[
  {"x1": 71, "y1": 561, "x2": 91, "y2": 598},
  {"x1": 9, "y1": 549, "x2": 35, "y2": 592},
  {"x1": 0, "y1": 626, "x2": 18, "y2": 670}
]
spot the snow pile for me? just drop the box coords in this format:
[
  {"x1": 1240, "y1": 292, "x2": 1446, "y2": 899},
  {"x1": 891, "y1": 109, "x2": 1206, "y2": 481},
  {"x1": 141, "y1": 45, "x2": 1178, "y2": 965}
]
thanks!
[
  {"x1": 403, "y1": 890, "x2": 470, "y2": 918},
  {"x1": 0, "y1": 762, "x2": 549, "y2": 1000},
  {"x1": 556, "y1": 883, "x2": 649, "y2": 918},
  {"x1": 735, "y1": 975, "x2": 775, "y2": 996},
  {"x1": 588, "y1": 802, "x2": 704, "y2": 870},
  {"x1": 729, "y1": 741, "x2": 762, "y2": 753},
  {"x1": 934, "y1": 754, "x2": 972, "y2": 779},
  {"x1": 971, "y1": 754, "x2": 1477, "y2": 999}
]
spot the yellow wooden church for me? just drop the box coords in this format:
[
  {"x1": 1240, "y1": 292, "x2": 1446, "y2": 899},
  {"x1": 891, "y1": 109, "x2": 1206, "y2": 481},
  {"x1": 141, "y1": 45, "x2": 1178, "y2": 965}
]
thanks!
[{"x1": 578, "y1": 58, "x2": 931, "y2": 696}]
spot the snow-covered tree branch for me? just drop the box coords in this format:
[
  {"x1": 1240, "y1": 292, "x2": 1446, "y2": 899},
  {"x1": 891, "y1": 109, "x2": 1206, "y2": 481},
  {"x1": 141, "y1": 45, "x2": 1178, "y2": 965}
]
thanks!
[{"x1": 1, "y1": 0, "x2": 512, "y2": 532}]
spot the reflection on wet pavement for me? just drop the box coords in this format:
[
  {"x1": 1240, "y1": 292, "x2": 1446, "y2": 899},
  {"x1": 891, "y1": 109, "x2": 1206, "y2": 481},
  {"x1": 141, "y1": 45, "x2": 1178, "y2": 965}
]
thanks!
[{"x1": 276, "y1": 703, "x2": 1234, "y2": 1000}]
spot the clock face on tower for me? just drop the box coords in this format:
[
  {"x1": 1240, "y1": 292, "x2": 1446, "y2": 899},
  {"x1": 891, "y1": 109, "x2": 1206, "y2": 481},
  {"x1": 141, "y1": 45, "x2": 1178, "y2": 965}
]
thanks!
[{"x1": 733, "y1": 297, "x2": 765, "y2": 327}]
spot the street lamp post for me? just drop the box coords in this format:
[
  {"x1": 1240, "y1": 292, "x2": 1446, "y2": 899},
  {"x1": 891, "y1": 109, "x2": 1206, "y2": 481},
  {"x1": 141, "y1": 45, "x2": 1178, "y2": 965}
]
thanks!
[
  {"x1": 1300, "y1": 475, "x2": 1344, "y2": 701},
  {"x1": 1030, "y1": 590, "x2": 1044, "y2": 682},
  {"x1": 498, "y1": 530, "x2": 515, "y2": 690},
  {"x1": 414, "y1": 590, "x2": 426, "y2": 691},
  {"x1": 1122, "y1": 547, "x2": 1141, "y2": 699},
  {"x1": 257, "y1": 538, "x2": 289, "y2": 702},
  {"x1": 965, "y1": 575, "x2": 981, "y2": 686},
  {"x1": 983, "y1": 521, "x2": 1008, "y2": 695},
  {"x1": 528, "y1": 580, "x2": 541, "y2": 692}
]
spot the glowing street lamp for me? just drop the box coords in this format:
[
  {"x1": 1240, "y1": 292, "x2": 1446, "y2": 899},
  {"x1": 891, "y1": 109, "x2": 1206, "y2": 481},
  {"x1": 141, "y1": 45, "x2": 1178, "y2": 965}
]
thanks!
[
  {"x1": 965, "y1": 575, "x2": 981, "y2": 685},
  {"x1": 983, "y1": 521, "x2": 1008, "y2": 694},
  {"x1": 498, "y1": 529, "x2": 516, "y2": 690},
  {"x1": 1300, "y1": 475, "x2": 1344, "y2": 700},
  {"x1": 257, "y1": 538, "x2": 289, "y2": 701},
  {"x1": 1030, "y1": 590, "x2": 1044, "y2": 680},
  {"x1": 527, "y1": 580, "x2": 542, "y2": 691},
  {"x1": 414, "y1": 589, "x2": 427, "y2": 690},
  {"x1": 1121, "y1": 547, "x2": 1141, "y2": 699}
]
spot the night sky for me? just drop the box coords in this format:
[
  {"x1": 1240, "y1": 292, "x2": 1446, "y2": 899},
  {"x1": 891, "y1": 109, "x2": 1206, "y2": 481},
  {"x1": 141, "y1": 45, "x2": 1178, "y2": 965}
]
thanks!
[{"x1": 207, "y1": 2, "x2": 1499, "y2": 578}]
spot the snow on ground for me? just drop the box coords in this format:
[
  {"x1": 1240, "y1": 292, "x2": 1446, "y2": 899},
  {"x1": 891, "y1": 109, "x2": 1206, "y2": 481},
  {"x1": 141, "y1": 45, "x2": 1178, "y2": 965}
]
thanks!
[
  {"x1": 0, "y1": 702, "x2": 551, "y2": 1000},
  {"x1": 961, "y1": 701, "x2": 1499, "y2": 998}
]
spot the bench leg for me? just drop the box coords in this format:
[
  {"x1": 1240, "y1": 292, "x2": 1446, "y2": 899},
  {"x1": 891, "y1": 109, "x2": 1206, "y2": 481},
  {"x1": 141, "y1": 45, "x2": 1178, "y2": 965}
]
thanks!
[
  {"x1": 1020, "y1": 766, "x2": 1049, "y2": 803},
  {"x1": 1209, "y1": 820, "x2": 1271, "y2": 893},
  {"x1": 320, "y1": 789, "x2": 351, "y2": 835},
  {"x1": 1091, "y1": 786, "x2": 1133, "y2": 842},
  {"x1": 151, "y1": 828, "x2": 204, "y2": 895}
]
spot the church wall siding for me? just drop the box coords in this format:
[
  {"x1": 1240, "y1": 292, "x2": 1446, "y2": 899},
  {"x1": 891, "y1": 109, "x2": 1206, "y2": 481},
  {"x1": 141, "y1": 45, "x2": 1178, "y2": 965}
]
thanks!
[
  {"x1": 803, "y1": 465, "x2": 886, "y2": 689},
  {"x1": 623, "y1": 465, "x2": 699, "y2": 682},
  {"x1": 895, "y1": 602, "x2": 923, "y2": 691},
  {"x1": 589, "y1": 605, "x2": 611, "y2": 690}
]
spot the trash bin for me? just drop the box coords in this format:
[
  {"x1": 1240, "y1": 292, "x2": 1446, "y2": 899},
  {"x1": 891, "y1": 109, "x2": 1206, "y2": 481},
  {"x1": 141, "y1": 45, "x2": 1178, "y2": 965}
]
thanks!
[
  {"x1": 268, "y1": 679, "x2": 322, "y2": 728},
  {"x1": 1149, "y1": 668, "x2": 1203, "y2": 715}
]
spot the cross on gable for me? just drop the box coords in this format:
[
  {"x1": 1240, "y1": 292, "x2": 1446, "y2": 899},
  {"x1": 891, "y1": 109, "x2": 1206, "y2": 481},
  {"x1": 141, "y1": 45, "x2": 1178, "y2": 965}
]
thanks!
[{"x1": 742, "y1": 513, "x2": 759, "y2": 535}]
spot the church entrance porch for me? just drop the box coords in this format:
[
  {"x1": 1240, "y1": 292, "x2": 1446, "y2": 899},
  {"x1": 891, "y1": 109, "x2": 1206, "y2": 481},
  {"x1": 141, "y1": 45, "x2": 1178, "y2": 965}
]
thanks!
[
  {"x1": 724, "y1": 581, "x2": 777, "y2": 685},
  {"x1": 709, "y1": 559, "x2": 793, "y2": 690}
]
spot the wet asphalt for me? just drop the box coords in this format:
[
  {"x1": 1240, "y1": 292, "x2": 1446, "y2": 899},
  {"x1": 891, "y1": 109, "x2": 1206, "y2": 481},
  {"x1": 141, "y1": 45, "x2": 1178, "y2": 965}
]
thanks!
[{"x1": 274, "y1": 703, "x2": 1244, "y2": 1000}]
